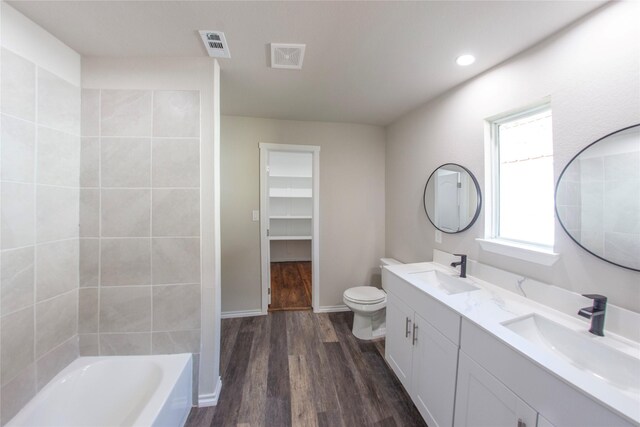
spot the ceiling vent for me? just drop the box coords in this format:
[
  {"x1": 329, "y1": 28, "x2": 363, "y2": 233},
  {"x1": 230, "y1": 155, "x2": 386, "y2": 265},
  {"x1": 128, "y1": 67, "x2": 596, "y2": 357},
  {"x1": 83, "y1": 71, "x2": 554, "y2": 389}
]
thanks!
[
  {"x1": 270, "y1": 43, "x2": 306, "y2": 70},
  {"x1": 199, "y1": 31, "x2": 230, "y2": 58}
]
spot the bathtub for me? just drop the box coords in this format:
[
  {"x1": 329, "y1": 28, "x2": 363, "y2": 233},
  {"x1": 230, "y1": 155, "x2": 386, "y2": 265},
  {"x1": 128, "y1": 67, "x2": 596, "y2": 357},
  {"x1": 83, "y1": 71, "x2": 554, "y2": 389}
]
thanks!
[{"x1": 7, "y1": 354, "x2": 193, "y2": 427}]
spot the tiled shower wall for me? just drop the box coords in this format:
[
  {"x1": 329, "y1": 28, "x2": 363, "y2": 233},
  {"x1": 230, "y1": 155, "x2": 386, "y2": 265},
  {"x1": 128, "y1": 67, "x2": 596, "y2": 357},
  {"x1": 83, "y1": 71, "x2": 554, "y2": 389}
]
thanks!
[
  {"x1": 0, "y1": 48, "x2": 80, "y2": 423},
  {"x1": 78, "y1": 89, "x2": 201, "y2": 366}
]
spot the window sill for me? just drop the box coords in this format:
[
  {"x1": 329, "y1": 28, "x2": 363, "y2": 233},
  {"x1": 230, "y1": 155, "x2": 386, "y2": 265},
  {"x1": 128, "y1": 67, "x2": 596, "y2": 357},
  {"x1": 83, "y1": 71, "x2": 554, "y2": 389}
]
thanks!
[{"x1": 476, "y1": 238, "x2": 560, "y2": 266}]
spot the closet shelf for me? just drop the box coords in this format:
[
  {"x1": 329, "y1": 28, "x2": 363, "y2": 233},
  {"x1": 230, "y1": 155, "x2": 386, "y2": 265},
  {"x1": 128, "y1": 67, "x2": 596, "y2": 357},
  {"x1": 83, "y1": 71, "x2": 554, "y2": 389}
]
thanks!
[
  {"x1": 269, "y1": 236, "x2": 312, "y2": 241},
  {"x1": 270, "y1": 215, "x2": 312, "y2": 219},
  {"x1": 269, "y1": 189, "x2": 312, "y2": 198},
  {"x1": 269, "y1": 173, "x2": 312, "y2": 179}
]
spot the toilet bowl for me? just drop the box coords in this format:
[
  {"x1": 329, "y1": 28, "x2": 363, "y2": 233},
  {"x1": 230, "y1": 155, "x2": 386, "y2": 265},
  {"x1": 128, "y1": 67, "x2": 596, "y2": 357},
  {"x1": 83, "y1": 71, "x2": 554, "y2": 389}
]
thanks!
[{"x1": 343, "y1": 258, "x2": 402, "y2": 340}]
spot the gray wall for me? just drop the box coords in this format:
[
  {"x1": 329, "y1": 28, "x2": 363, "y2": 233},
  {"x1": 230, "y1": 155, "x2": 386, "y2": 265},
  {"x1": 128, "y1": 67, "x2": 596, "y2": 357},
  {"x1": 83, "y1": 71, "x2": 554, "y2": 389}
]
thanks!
[
  {"x1": 221, "y1": 116, "x2": 386, "y2": 313},
  {"x1": 385, "y1": 2, "x2": 640, "y2": 312},
  {"x1": 77, "y1": 89, "x2": 201, "y2": 359},
  {"x1": 0, "y1": 4, "x2": 81, "y2": 422}
]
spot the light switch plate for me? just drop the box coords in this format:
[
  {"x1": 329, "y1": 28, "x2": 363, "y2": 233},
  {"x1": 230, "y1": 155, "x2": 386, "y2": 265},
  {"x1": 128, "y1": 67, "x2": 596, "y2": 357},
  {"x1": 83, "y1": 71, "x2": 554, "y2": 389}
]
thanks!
[
  {"x1": 252, "y1": 210, "x2": 259, "y2": 221},
  {"x1": 435, "y1": 230, "x2": 442, "y2": 243}
]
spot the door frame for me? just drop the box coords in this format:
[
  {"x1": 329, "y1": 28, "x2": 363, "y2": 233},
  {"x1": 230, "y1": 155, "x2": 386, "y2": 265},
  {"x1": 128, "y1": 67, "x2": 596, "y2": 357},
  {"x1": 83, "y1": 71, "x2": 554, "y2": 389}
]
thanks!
[{"x1": 259, "y1": 143, "x2": 320, "y2": 314}]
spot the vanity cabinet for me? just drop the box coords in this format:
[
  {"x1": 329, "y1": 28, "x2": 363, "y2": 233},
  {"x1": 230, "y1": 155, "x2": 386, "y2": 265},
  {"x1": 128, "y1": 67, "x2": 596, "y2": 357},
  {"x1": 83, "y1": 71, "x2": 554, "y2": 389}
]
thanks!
[
  {"x1": 384, "y1": 273, "x2": 460, "y2": 427},
  {"x1": 454, "y1": 351, "x2": 537, "y2": 427}
]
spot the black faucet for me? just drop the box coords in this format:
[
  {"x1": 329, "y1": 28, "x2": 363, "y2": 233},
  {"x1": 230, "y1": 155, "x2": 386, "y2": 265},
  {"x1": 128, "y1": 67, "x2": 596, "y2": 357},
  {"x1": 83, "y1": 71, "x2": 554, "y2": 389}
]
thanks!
[
  {"x1": 450, "y1": 254, "x2": 467, "y2": 278},
  {"x1": 578, "y1": 294, "x2": 607, "y2": 336}
]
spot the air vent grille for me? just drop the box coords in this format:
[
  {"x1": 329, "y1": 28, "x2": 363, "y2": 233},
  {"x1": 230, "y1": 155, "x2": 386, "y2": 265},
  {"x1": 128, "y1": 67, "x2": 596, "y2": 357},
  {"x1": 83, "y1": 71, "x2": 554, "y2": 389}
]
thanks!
[
  {"x1": 270, "y1": 43, "x2": 306, "y2": 69},
  {"x1": 199, "y1": 31, "x2": 230, "y2": 58}
]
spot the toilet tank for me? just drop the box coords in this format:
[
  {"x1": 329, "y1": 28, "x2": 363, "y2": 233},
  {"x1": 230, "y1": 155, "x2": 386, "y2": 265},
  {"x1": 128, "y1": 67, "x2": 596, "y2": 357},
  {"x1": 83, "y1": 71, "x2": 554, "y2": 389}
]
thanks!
[
  {"x1": 380, "y1": 258, "x2": 402, "y2": 268},
  {"x1": 379, "y1": 258, "x2": 402, "y2": 291}
]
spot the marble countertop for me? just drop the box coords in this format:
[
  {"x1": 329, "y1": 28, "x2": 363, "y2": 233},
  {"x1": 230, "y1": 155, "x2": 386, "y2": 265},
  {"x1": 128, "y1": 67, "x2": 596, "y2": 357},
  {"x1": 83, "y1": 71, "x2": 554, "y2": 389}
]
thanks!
[{"x1": 385, "y1": 260, "x2": 640, "y2": 424}]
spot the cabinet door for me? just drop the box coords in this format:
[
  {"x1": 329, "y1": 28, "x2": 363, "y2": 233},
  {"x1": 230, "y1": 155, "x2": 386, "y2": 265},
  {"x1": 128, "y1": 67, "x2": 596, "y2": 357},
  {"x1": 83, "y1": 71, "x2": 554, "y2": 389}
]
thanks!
[
  {"x1": 385, "y1": 292, "x2": 414, "y2": 391},
  {"x1": 454, "y1": 351, "x2": 537, "y2": 427},
  {"x1": 536, "y1": 415, "x2": 555, "y2": 427},
  {"x1": 412, "y1": 313, "x2": 458, "y2": 427}
]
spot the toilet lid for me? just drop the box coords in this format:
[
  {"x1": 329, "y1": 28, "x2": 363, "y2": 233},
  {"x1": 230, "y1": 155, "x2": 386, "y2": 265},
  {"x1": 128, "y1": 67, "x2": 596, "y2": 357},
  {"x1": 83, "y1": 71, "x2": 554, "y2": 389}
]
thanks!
[{"x1": 344, "y1": 286, "x2": 386, "y2": 304}]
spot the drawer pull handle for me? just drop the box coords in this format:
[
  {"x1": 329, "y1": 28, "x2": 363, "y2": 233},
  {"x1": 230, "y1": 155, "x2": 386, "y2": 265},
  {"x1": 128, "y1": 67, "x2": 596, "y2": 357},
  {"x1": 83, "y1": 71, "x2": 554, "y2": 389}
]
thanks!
[
  {"x1": 412, "y1": 323, "x2": 418, "y2": 345},
  {"x1": 405, "y1": 317, "x2": 411, "y2": 337}
]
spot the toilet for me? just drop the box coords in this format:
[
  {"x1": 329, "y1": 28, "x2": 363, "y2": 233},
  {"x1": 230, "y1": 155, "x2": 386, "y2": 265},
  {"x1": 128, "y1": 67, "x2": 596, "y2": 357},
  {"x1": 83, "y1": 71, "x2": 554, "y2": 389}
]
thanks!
[{"x1": 343, "y1": 258, "x2": 402, "y2": 340}]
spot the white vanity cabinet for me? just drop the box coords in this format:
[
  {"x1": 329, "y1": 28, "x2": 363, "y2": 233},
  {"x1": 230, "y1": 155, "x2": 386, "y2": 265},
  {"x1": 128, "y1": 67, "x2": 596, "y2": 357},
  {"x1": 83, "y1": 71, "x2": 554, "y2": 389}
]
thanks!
[
  {"x1": 455, "y1": 351, "x2": 537, "y2": 427},
  {"x1": 384, "y1": 271, "x2": 460, "y2": 427}
]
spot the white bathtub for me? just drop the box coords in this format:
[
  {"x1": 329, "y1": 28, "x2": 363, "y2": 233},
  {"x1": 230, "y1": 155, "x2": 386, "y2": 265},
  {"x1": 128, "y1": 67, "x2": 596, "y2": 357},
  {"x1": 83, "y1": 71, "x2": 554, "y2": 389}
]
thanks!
[{"x1": 7, "y1": 354, "x2": 193, "y2": 427}]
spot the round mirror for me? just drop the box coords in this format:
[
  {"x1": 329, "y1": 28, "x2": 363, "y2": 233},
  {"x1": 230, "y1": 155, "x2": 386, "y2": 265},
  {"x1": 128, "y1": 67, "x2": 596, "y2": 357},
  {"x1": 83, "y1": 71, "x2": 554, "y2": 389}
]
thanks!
[
  {"x1": 423, "y1": 163, "x2": 482, "y2": 233},
  {"x1": 556, "y1": 124, "x2": 640, "y2": 272}
]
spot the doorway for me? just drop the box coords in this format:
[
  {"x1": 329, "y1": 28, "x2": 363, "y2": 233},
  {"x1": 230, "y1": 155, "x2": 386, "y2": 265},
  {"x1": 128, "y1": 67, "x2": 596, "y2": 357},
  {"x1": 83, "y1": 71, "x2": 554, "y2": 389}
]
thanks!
[{"x1": 259, "y1": 143, "x2": 320, "y2": 313}]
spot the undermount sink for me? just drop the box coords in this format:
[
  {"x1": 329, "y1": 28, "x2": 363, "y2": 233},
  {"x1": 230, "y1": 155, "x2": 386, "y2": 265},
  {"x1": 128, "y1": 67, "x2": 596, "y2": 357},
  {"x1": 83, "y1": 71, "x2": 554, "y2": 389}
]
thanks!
[
  {"x1": 409, "y1": 270, "x2": 480, "y2": 295},
  {"x1": 502, "y1": 314, "x2": 640, "y2": 395}
]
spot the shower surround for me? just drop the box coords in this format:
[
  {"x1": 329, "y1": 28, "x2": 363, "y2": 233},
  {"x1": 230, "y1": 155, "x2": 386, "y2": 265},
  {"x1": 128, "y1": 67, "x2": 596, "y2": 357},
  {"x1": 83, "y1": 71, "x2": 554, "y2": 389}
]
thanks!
[{"x1": 77, "y1": 88, "x2": 202, "y2": 376}]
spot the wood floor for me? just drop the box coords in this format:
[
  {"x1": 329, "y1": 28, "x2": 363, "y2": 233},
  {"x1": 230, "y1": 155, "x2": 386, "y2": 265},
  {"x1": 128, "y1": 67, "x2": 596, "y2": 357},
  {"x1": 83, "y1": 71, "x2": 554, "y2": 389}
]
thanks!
[
  {"x1": 185, "y1": 311, "x2": 426, "y2": 427},
  {"x1": 269, "y1": 262, "x2": 312, "y2": 311}
]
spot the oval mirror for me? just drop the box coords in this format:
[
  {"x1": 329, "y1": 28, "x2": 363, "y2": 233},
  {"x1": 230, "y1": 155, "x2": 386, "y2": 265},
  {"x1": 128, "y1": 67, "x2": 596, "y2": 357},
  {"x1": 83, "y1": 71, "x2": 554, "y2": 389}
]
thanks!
[
  {"x1": 423, "y1": 163, "x2": 482, "y2": 233},
  {"x1": 556, "y1": 124, "x2": 640, "y2": 271}
]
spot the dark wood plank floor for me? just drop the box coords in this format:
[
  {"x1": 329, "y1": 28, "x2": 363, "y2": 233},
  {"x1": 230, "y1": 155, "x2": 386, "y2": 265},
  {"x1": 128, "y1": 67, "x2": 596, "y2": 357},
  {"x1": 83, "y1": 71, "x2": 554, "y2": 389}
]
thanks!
[
  {"x1": 185, "y1": 311, "x2": 426, "y2": 427},
  {"x1": 269, "y1": 262, "x2": 312, "y2": 311}
]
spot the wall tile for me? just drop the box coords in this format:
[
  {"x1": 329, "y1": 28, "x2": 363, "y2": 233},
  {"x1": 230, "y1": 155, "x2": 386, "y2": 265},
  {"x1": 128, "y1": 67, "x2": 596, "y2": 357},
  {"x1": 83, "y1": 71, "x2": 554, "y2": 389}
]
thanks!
[
  {"x1": 152, "y1": 138, "x2": 200, "y2": 188},
  {"x1": 101, "y1": 90, "x2": 152, "y2": 137},
  {"x1": 0, "y1": 48, "x2": 35, "y2": 121},
  {"x1": 36, "y1": 127, "x2": 80, "y2": 187},
  {"x1": 0, "y1": 307, "x2": 34, "y2": 386},
  {"x1": 79, "y1": 239, "x2": 99, "y2": 287},
  {"x1": 0, "y1": 364, "x2": 36, "y2": 426},
  {"x1": 100, "y1": 238, "x2": 150, "y2": 286},
  {"x1": 604, "y1": 180, "x2": 640, "y2": 234},
  {"x1": 35, "y1": 336, "x2": 78, "y2": 390},
  {"x1": 37, "y1": 68, "x2": 80, "y2": 135},
  {"x1": 35, "y1": 239, "x2": 78, "y2": 302},
  {"x1": 1, "y1": 182, "x2": 35, "y2": 250},
  {"x1": 152, "y1": 90, "x2": 200, "y2": 137},
  {"x1": 79, "y1": 334, "x2": 99, "y2": 356},
  {"x1": 80, "y1": 137, "x2": 99, "y2": 187},
  {"x1": 100, "y1": 286, "x2": 151, "y2": 333},
  {"x1": 81, "y1": 89, "x2": 100, "y2": 137},
  {"x1": 78, "y1": 288, "x2": 99, "y2": 333},
  {"x1": 152, "y1": 238, "x2": 200, "y2": 284},
  {"x1": 604, "y1": 232, "x2": 640, "y2": 268},
  {"x1": 153, "y1": 284, "x2": 201, "y2": 331},
  {"x1": 152, "y1": 189, "x2": 200, "y2": 237},
  {"x1": 35, "y1": 291, "x2": 77, "y2": 358},
  {"x1": 1, "y1": 114, "x2": 35, "y2": 182},
  {"x1": 80, "y1": 189, "x2": 100, "y2": 237},
  {"x1": 101, "y1": 189, "x2": 150, "y2": 237},
  {"x1": 101, "y1": 137, "x2": 151, "y2": 187},
  {"x1": 100, "y1": 333, "x2": 151, "y2": 356},
  {"x1": 1, "y1": 247, "x2": 34, "y2": 315},
  {"x1": 152, "y1": 330, "x2": 200, "y2": 354},
  {"x1": 36, "y1": 185, "x2": 79, "y2": 243}
]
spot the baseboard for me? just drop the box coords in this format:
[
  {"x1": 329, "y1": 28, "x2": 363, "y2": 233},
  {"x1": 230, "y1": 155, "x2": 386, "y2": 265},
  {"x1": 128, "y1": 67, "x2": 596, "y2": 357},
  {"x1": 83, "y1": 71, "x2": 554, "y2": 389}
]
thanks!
[
  {"x1": 314, "y1": 304, "x2": 350, "y2": 313},
  {"x1": 221, "y1": 309, "x2": 265, "y2": 319},
  {"x1": 198, "y1": 377, "x2": 222, "y2": 407}
]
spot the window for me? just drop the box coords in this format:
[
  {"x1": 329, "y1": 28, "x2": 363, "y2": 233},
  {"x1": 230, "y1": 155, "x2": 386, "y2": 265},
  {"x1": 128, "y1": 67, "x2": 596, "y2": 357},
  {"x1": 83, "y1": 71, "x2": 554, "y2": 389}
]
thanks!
[{"x1": 490, "y1": 105, "x2": 554, "y2": 248}]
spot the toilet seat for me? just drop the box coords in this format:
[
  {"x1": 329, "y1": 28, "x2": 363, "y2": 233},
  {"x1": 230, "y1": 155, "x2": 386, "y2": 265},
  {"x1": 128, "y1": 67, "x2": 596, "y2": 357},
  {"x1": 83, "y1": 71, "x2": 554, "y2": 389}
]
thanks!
[{"x1": 343, "y1": 286, "x2": 386, "y2": 305}]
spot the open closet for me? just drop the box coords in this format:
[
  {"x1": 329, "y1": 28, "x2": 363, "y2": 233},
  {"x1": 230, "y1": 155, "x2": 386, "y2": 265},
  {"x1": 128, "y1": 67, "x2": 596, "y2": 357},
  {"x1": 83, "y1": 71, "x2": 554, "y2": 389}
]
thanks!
[{"x1": 259, "y1": 144, "x2": 320, "y2": 312}]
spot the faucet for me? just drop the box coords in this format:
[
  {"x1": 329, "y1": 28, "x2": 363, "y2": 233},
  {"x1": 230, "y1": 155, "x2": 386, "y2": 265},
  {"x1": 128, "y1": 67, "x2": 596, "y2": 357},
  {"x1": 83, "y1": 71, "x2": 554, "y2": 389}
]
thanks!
[
  {"x1": 450, "y1": 254, "x2": 467, "y2": 278},
  {"x1": 578, "y1": 294, "x2": 607, "y2": 336}
]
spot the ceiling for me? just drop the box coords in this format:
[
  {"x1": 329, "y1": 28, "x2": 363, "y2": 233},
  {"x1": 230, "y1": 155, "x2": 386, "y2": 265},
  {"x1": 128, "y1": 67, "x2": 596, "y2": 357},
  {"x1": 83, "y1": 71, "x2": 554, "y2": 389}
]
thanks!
[{"x1": 9, "y1": 1, "x2": 605, "y2": 125}]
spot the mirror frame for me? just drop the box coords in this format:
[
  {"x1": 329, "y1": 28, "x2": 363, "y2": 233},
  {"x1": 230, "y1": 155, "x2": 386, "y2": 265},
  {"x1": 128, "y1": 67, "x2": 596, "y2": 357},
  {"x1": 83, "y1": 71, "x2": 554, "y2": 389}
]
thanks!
[
  {"x1": 555, "y1": 123, "x2": 640, "y2": 272},
  {"x1": 423, "y1": 163, "x2": 482, "y2": 234}
]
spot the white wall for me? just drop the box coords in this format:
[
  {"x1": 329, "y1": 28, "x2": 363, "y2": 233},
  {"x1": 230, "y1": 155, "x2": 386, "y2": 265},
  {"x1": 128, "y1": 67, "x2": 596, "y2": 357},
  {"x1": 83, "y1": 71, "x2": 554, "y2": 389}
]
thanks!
[
  {"x1": 81, "y1": 56, "x2": 221, "y2": 405},
  {"x1": 221, "y1": 116, "x2": 386, "y2": 313},
  {"x1": 386, "y1": 2, "x2": 640, "y2": 312}
]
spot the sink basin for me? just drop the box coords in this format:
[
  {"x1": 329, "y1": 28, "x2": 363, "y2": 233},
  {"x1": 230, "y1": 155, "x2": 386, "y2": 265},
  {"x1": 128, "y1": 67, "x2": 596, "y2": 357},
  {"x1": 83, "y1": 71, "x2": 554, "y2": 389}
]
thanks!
[
  {"x1": 502, "y1": 314, "x2": 640, "y2": 395},
  {"x1": 408, "y1": 270, "x2": 480, "y2": 294}
]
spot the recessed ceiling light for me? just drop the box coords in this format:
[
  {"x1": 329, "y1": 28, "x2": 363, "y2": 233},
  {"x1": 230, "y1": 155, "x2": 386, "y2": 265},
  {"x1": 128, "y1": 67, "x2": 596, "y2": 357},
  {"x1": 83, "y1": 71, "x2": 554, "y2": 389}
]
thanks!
[{"x1": 456, "y1": 54, "x2": 475, "y2": 66}]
